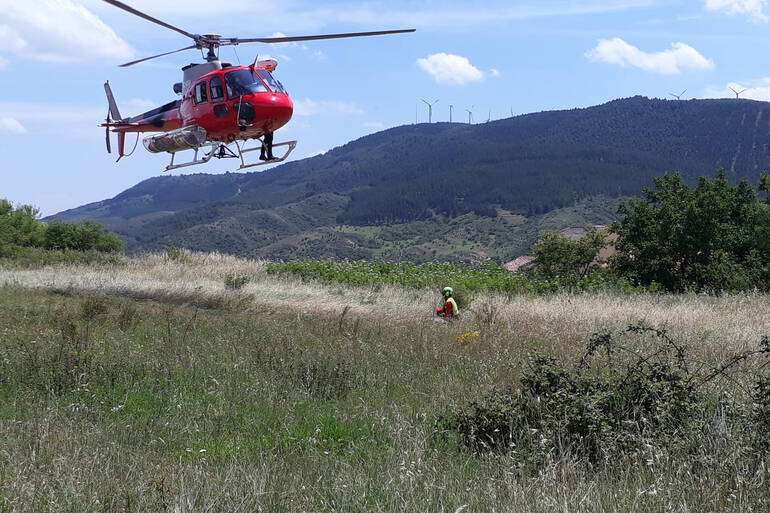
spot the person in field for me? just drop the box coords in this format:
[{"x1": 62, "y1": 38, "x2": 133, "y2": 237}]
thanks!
[{"x1": 435, "y1": 287, "x2": 459, "y2": 321}]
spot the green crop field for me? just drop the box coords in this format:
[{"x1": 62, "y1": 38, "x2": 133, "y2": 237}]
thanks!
[
  {"x1": 1, "y1": 253, "x2": 770, "y2": 512},
  {"x1": 266, "y1": 260, "x2": 636, "y2": 299}
]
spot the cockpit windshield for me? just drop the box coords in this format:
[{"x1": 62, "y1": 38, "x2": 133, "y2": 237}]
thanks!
[
  {"x1": 224, "y1": 69, "x2": 268, "y2": 97},
  {"x1": 256, "y1": 70, "x2": 286, "y2": 93}
]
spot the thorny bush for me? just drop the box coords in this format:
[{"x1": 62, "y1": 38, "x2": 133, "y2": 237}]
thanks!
[{"x1": 440, "y1": 325, "x2": 770, "y2": 465}]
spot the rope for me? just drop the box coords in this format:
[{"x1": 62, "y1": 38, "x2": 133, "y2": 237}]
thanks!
[{"x1": 124, "y1": 132, "x2": 140, "y2": 157}]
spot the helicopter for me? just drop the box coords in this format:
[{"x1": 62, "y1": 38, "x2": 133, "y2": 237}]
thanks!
[{"x1": 99, "y1": 0, "x2": 414, "y2": 172}]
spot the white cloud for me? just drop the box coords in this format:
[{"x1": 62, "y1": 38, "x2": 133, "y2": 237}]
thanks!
[
  {"x1": 585, "y1": 38, "x2": 715, "y2": 75},
  {"x1": 0, "y1": 117, "x2": 27, "y2": 134},
  {"x1": 489, "y1": 68, "x2": 502, "y2": 78},
  {"x1": 0, "y1": 0, "x2": 133, "y2": 64},
  {"x1": 703, "y1": 79, "x2": 770, "y2": 101},
  {"x1": 417, "y1": 53, "x2": 486, "y2": 86},
  {"x1": 0, "y1": 56, "x2": 7, "y2": 70},
  {"x1": 705, "y1": 0, "x2": 768, "y2": 22},
  {"x1": 293, "y1": 98, "x2": 364, "y2": 117}
]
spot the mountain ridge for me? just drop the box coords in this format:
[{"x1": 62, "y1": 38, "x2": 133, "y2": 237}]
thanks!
[{"x1": 50, "y1": 96, "x2": 770, "y2": 262}]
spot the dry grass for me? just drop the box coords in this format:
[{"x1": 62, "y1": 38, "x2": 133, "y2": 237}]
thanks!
[
  {"x1": 477, "y1": 292, "x2": 770, "y2": 357},
  {"x1": 3, "y1": 250, "x2": 769, "y2": 352},
  {"x1": 1, "y1": 252, "x2": 770, "y2": 512},
  {"x1": 0, "y1": 251, "x2": 433, "y2": 319}
]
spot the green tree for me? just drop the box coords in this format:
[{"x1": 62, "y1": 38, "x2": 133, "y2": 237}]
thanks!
[
  {"x1": 1, "y1": 197, "x2": 123, "y2": 255},
  {"x1": 612, "y1": 171, "x2": 767, "y2": 292},
  {"x1": 0, "y1": 199, "x2": 46, "y2": 248},
  {"x1": 44, "y1": 221, "x2": 123, "y2": 253},
  {"x1": 533, "y1": 228, "x2": 607, "y2": 280}
]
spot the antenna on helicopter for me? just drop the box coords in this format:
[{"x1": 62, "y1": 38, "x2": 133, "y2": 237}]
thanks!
[
  {"x1": 421, "y1": 99, "x2": 439, "y2": 123},
  {"x1": 669, "y1": 89, "x2": 687, "y2": 100},
  {"x1": 730, "y1": 86, "x2": 748, "y2": 99},
  {"x1": 101, "y1": 0, "x2": 415, "y2": 67}
]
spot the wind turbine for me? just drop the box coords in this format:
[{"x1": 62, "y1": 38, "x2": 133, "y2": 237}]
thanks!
[
  {"x1": 421, "y1": 98, "x2": 439, "y2": 123},
  {"x1": 449, "y1": 104, "x2": 454, "y2": 123},
  {"x1": 669, "y1": 89, "x2": 687, "y2": 100},
  {"x1": 466, "y1": 106, "x2": 474, "y2": 124},
  {"x1": 487, "y1": 109, "x2": 492, "y2": 123},
  {"x1": 730, "y1": 86, "x2": 748, "y2": 99}
]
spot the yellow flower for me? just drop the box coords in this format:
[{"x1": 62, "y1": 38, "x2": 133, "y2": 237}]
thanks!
[{"x1": 456, "y1": 331, "x2": 481, "y2": 345}]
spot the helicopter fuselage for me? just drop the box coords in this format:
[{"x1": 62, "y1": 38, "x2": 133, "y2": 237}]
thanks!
[{"x1": 114, "y1": 61, "x2": 293, "y2": 144}]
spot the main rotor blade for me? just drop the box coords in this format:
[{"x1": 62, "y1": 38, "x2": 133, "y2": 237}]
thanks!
[
  {"x1": 120, "y1": 45, "x2": 197, "y2": 67},
  {"x1": 230, "y1": 29, "x2": 416, "y2": 45},
  {"x1": 102, "y1": 0, "x2": 197, "y2": 40}
]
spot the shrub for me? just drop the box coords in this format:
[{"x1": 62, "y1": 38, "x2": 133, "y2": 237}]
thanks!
[
  {"x1": 164, "y1": 246, "x2": 186, "y2": 261},
  {"x1": 441, "y1": 326, "x2": 770, "y2": 464},
  {"x1": 224, "y1": 274, "x2": 251, "y2": 291}
]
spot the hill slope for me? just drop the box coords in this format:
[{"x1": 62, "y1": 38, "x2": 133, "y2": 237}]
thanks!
[{"x1": 52, "y1": 96, "x2": 770, "y2": 261}]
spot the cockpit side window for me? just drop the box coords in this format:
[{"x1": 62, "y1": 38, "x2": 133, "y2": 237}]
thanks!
[
  {"x1": 210, "y1": 76, "x2": 224, "y2": 101},
  {"x1": 194, "y1": 81, "x2": 208, "y2": 104}
]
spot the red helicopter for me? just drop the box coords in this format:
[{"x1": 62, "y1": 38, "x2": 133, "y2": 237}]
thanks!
[{"x1": 100, "y1": 0, "x2": 414, "y2": 172}]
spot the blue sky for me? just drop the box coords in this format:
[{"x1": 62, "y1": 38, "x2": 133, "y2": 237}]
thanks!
[{"x1": 3, "y1": 0, "x2": 770, "y2": 215}]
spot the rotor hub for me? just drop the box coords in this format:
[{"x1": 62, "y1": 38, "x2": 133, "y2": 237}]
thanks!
[{"x1": 196, "y1": 35, "x2": 222, "y2": 62}]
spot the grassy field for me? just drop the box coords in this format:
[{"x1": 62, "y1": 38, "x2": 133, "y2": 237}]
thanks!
[{"x1": 1, "y1": 252, "x2": 770, "y2": 512}]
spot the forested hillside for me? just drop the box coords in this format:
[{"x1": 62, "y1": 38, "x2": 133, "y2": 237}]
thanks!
[{"x1": 51, "y1": 96, "x2": 770, "y2": 261}]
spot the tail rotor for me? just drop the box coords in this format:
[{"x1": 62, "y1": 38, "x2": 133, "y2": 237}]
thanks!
[{"x1": 105, "y1": 109, "x2": 113, "y2": 154}]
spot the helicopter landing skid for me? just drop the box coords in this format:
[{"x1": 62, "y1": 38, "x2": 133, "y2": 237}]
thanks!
[
  {"x1": 234, "y1": 139, "x2": 297, "y2": 170},
  {"x1": 164, "y1": 143, "x2": 219, "y2": 172},
  {"x1": 162, "y1": 139, "x2": 297, "y2": 172}
]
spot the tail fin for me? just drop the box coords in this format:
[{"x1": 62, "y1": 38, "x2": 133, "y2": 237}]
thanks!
[
  {"x1": 104, "y1": 81, "x2": 124, "y2": 158},
  {"x1": 104, "y1": 81, "x2": 122, "y2": 122}
]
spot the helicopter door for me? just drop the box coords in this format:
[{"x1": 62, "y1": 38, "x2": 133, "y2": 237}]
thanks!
[
  {"x1": 208, "y1": 75, "x2": 233, "y2": 134},
  {"x1": 190, "y1": 80, "x2": 210, "y2": 133}
]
